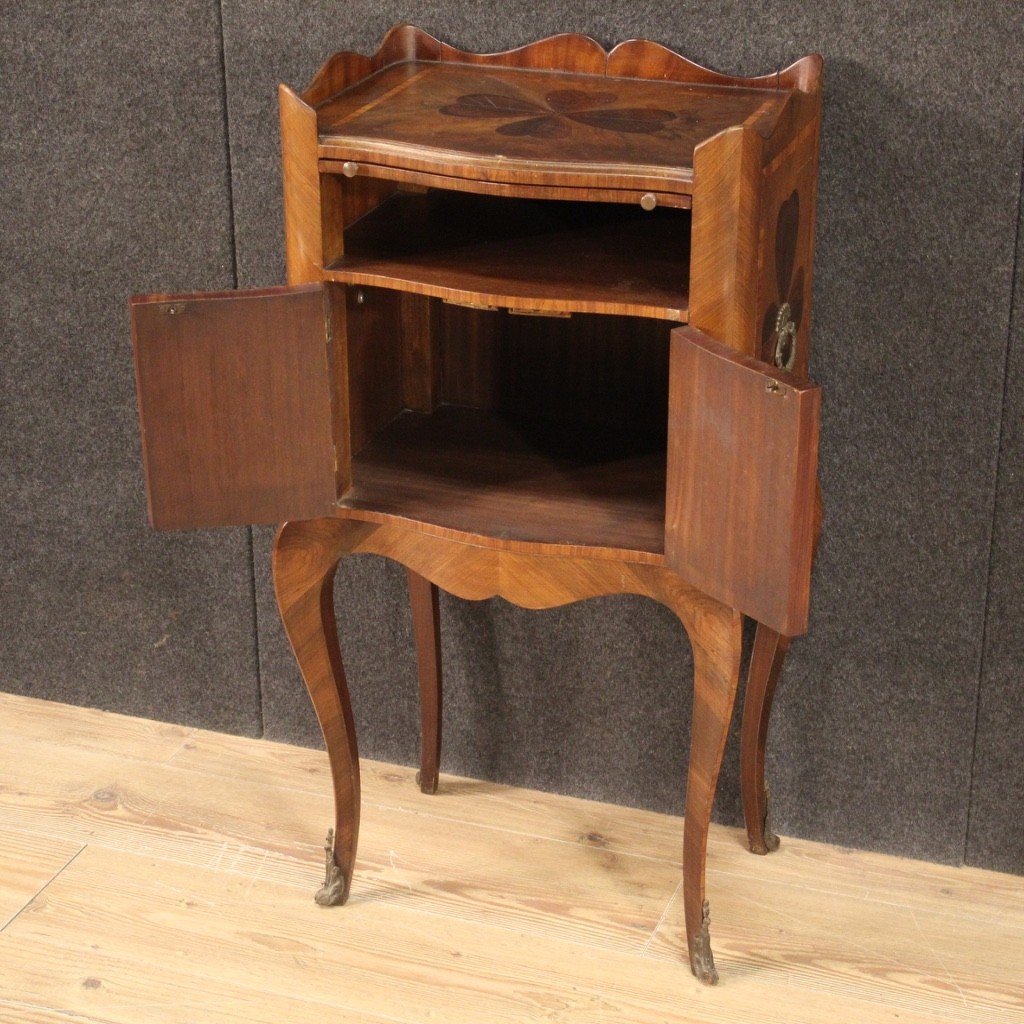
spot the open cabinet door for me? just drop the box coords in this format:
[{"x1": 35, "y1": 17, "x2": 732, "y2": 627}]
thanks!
[
  {"x1": 665, "y1": 327, "x2": 821, "y2": 637},
  {"x1": 131, "y1": 284, "x2": 342, "y2": 531}
]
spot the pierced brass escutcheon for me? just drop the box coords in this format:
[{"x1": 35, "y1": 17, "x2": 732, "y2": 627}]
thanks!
[{"x1": 773, "y1": 302, "x2": 797, "y2": 372}]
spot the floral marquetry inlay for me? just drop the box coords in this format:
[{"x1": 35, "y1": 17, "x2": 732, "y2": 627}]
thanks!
[
  {"x1": 314, "y1": 59, "x2": 794, "y2": 187},
  {"x1": 439, "y1": 89, "x2": 678, "y2": 138},
  {"x1": 762, "y1": 189, "x2": 805, "y2": 373}
]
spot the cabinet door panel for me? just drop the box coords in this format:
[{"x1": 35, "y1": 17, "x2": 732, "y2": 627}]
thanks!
[
  {"x1": 665, "y1": 326, "x2": 820, "y2": 636},
  {"x1": 131, "y1": 284, "x2": 337, "y2": 530}
]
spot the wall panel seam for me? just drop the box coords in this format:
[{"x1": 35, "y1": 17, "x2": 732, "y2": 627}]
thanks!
[
  {"x1": 963, "y1": 125, "x2": 1024, "y2": 866},
  {"x1": 213, "y1": 0, "x2": 263, "y2": 736}
]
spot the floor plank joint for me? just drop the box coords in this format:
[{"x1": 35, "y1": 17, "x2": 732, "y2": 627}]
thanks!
[{"x1": 1, "y1": 691, "x2": 1021, "y2": 1023}]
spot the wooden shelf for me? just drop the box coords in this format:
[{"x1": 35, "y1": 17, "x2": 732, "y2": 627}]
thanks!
[
  {"x1": 325, "y1": 191, "x2": 690, "y2": 320},
  {"x1": 338, "y1": 406, "x2": 667, "y2": 556}
]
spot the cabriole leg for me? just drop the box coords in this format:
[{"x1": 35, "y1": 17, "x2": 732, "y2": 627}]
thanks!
[
  {"x1": 273, "y1": 517, "x2": 375, "y2": 906},
  {"x1": 407, "y1": 569, "x2": 442, "y2": 794},
  {"x1": 739, "y1": 484, "x2": 821, "y2": 855},
  {"x1": 676, "y1": 601, "x2": 744, "y2": 985},
  {"x1": 740, "y1": 624, "x2": 791, "y2": 854}
]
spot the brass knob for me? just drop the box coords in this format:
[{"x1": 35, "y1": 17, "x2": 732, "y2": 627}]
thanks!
[
  {"x1": 640, "y1": 193, "x2": 657, "y2": 211},
  {"x1": 341, "y1": 161, "x2": 359, "y2": 178}
]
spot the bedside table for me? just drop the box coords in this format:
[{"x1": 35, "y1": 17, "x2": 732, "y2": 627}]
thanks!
[{"x1": 129, "y1": 23, "x2": 823, "y2": 984}]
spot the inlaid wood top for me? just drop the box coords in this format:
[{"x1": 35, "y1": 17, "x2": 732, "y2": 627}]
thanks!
[{"x1": 316, "y1": 62, "x2": 789, "y2": 191}]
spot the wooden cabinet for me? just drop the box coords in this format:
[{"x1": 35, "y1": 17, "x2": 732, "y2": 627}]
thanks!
[{"x1": 130, "y1": 23, "x2": 823, "y2": 985}]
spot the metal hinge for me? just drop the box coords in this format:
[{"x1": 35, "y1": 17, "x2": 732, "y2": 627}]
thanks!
[
  {"x1": 508, "y1": 307, "x2": 572, "y2": 318},
  {"x1": 443, "y1": 298, "x2": 501, "y2": 312}
]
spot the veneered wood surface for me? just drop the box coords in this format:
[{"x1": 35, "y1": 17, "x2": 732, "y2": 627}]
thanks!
[
  {"x1": 607, "y1": 40, "x2": 821, "y2": 94},
  {"x1": 273, "y1": 519, "x2": 375, "y2": 905},
  {"x1": 302, "y1": 23, "x2": 819, "y2": 109},
  {"x1": 338, "y1": 406, "x2": 668, "y2": 558},
  {"x1": 740, "y1": 625, "x2": 791, "y2": 854},
  {"x1": 324, "y1": 283, "x2": 353, "y2": 496},
  {"x1": 755, "y1": 114, "x2": 822, "y2": 378},
  {"x1": 269, "y1": 515, "x2": 742, "y2": 982},
  {"x1": 399, "y1": 292, "x2": 440, "y2": 413},
  {"x1": 686, "y1": 58, "x2": 822, "y2": 366},
  {"x1": 665, "y1": 327, "x2": 820, "y2": 636},
  {"x1": 327, "y1": 190, "x2": 690, "y2": 319},
  {"x1": 316, "y1": 61, "x2": 788, "y2": 194},
  {"x1": 343, "y1": 286, "x2": 404, "y2": 456},
  {"x1": 130, "y1": 285, "x2": 337, "y2": 530},
  {"x1": 689, "y1": 125, "x2": 763, "y2": 356},
  {"x1": 320, "y1": 159, "x2": 692, "y2": 209},
  {"x1": 279, "y1": 85, "x2": 323, "y2": 284},
  {"x1": 436, "y1": 303, "x2": 671, "y2": 434},
  {"x1": 299, "y1": 25, "x2": 608, "y2": 111},
  {"x1": 261, "y1": 22, "x2": 825, "y2": 987}
]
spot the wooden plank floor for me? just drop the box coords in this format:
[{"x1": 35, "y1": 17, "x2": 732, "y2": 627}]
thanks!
[{"x1": 0, "y1": 692, "x2": 1022, "y2": 1023}]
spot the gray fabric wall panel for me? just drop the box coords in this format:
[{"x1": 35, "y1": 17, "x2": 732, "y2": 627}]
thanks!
[
  {"x1": 967, "y1": 177, "x2": 1024, "y2": 875},
  {"x1": 5, "y1": 1, "x2": 1022, "y2": 871},
  {"x1": 0, "y1": 1, "x2": 262, "y2": 732},
  {"x1": 223, "y1": 2, "x2": 1024, "y2": 866}
]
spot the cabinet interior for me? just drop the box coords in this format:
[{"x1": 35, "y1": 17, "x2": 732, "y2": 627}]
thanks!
[
  {"x1": 338, "y1": 284, "x2": 674, "y2": 555},
  {"x1": 324, "y1": 182, "x2": 692, "y2": 321}
]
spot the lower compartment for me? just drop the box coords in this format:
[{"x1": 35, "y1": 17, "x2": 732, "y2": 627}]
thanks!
[
  {"x1": 339, "y1": 405, "x2": 667, "y2": 554},
  {"x1": 339, "y1": 287, "x2": 674, "y2": 553}
]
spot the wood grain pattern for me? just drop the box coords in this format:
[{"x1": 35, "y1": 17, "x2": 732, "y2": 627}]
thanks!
[
  {"x1": 608, "y1": 42, "x2": 822, "y2": 97},
  {"x1": 123, "y1": 22, "x2": 826, "y2": 990},
  {"x1": 0, "y1": 1004, "x2": 110, "y2": 1024},
  {"x1": 327, "y1": 189, "x2": 690, "y2": 319},
  {"x1": 279, "y1": 85, "x2": 322, "y2": 284},
  {"x1": 8, "y1": 690, "x2": 1023, "y2": 930},
  {"x1": 740, "y1": 625, "x2": 790, "y2": 854},
  {"x1": 6, "y1": 692, "x2": 1024, "y2": 926},
  {"x1": 315, "y1": 61, "x2": 787, "y2": 198},
  {"x1": 739, "y1": 495, "x2": 822, "y2": 857},
  {"x1": 5, "y1": 694, "x2": 1021, "y2": 1022},
  {"x1": 665, "y1": 327, "x2": 821, "y2": 636},
  {"x1": 398, "y1": 293, "x2": 439, "y2": 413},
  {"x1": 343, "y1": 285, "x2": 404, "y2": 457},
  {"x1": 0, "y1": 829, "x2": 82, "y2": 930},
  {"x1": 683, "y1": 604, "x2": 743, "y2": 983},
  {"x1": 268, "y1": 515, "x2": 743, "y2": 982},
  {"x1": 756, "y1": 113, "x2": 822, "y2": 379},
  {"x1": 272, "y1": 519, "x2": 378, "y2": 905},
  {"x1": 687, "y1": 55, "x2": 821, "y2": 361},
  {"x1": 301, "y1": 25, "x2": 606, "y2": 112},
  {"x1": 338, "y1": 406, "x2": 668, "y2": 558},
  {"x1": 130, "y1": 285, "x2": 337, "y2": 530},
  {"x1": 435, "y1": 303, "x2": 671, "y2": 435},
  {"x1": 9, "y1": 692, "x2": 1024, "y2": 1019},
  {"x1": 324, "y1": 282, "x2": 353, "y2": 497},
  {"x1": 319, "y1": 159, "x2": 692, "y2": 208},
  {"x1": 689, "y1": 124, "x2": 763, "y2": 355}
]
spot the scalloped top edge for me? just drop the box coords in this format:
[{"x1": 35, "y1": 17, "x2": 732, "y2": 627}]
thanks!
[{"x1": 299, "y1": 23, "x2": 823, "y2": 106}]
